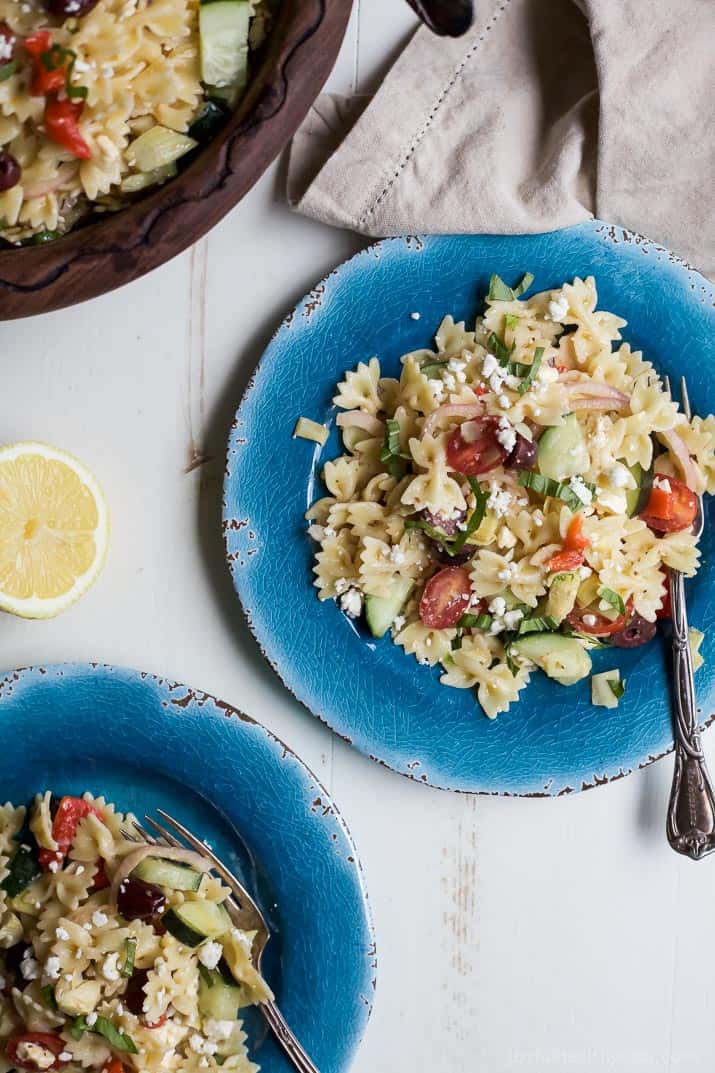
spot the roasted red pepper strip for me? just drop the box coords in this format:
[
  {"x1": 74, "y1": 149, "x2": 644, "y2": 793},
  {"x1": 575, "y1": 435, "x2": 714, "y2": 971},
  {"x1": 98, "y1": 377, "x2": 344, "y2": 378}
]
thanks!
[
  {"x1": 38, "y1": 795, "x2": 103, "y2": 871},
  {"x1": 545, "y1": 514, "x2": 591, "y2": 572},
  {"x1": 24, "y1": 31, "x2": 66, "y2": 95},
  {"x1": 103, "y1": 1060, "x2": 127, "y2": 1073},
  {"x1": 44, "y1": 95, "x2": 92, "y2": 159}
]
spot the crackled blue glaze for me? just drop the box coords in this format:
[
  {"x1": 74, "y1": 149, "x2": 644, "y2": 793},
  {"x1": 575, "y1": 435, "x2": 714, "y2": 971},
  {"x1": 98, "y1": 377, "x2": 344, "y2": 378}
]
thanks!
[
  {"x1": 224, "y1": 223, "x2": 715, "y2": 795},
  {"x1": 0, "y1": 664, "x2": 375, "y2": 1072}
]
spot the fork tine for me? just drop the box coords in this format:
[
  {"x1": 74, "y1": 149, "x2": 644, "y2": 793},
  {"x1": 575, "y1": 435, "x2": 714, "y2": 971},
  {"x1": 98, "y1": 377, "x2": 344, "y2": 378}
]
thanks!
[
  {"x1": 132, "y1": 819, "x2": 158, "y2": 844},
  {"x1": 144, "y1": 815, "x2": 184, "y2": 849},
  {"x1": 664, "y1": 374, "x2": 671, "y2": 398},
  {"x1": 680, "y1": 376, "x2": 692, "y2": 421}
]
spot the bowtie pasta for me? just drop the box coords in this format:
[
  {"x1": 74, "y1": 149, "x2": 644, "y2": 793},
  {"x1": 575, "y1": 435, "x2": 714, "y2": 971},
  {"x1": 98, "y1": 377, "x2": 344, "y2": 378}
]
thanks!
[
  {"x1": 302, "y1": 274, "x2": 713, "y2": 719},
  {"x1": 0, "y1": 0, "x2": 276, "y2": 244},
  {"x1": 0, "y1": 792, "x2": 271, "y2": 1072}
]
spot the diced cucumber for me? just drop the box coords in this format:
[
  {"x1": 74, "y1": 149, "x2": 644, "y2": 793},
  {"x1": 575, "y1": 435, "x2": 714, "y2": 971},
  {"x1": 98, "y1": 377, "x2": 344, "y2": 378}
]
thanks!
[
  {"x1": 200, "y1": 1, "x2": 251, "y2": 89},
  {"x1": 198, "y1": 966, "x2": 242, "y2": 1021},
  {"x1": 591, "y1": 669, "x2": 623, "y2": 708},
  {"x1": 365, "y1": 578, "x2": 413, "y2": 638},
  {"x1": 576, "y1": 572, "x2": 600, "y2": 609},
  {"x1": 128, "y1": 126, "x2": 197, "y2": 173},
  {"x1": 120, "y1": 163, "x2": 177, "y2": 194},
  {"x1": 163, "y1": 900, "x2": 231, "y2": 947},
  {"x1": 537, "y1": 414, "x2": 588, "y2": 481},
  {"x1": 625, "y1": 460, "x2": 654, "y2": 517},
  {"x1": 545, "y1": 572, "x2": 580, "y2": 624},
  {"x1": 0, "y1": 845, "x2": 40, "y2": 898},
  {"x1": 510, "y1": 632, "x2": 592, "y2": 686},
  {"x1": 132, "y1": 857, "x2": 202, "y2": 892}
]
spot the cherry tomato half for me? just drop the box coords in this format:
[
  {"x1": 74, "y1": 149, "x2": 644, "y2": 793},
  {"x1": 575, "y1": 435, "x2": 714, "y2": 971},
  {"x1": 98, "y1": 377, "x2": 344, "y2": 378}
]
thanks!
[
  {"x1": 446, "y1": 420, "x2": 506, "y2": 476},
  {"x1": 38, "y1": 796, "x2": 103, "y2": 871},
  {"x1": 566, "y1": 605, "x2": 630, "y2": 638},
  {"x1": 639, "y1": 476, "x2": 697, "y2": 533},
  {"x1": 419, "y1": 566, "x2": 472, "y2": 629},
  {"x1": 103, "y1": 1060, "x2": 127, "y2": 1073},
  {"x1": 6, "y1": 1033, "x2": 68, "y2": 1070}
]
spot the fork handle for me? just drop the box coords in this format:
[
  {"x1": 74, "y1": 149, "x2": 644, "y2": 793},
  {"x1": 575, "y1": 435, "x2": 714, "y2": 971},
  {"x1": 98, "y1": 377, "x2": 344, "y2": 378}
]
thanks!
[
  {"x1": 666, "y1": 570, "x2": 715, "y2": 860},
  {"x1": 261, "y1": 999, "x2": 322, "y2": 1073}
]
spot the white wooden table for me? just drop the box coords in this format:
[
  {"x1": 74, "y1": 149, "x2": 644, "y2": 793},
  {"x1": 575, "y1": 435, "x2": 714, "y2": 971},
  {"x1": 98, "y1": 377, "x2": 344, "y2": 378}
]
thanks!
[{"x1": 4, "y1": 4, "x2": 715, "y2": 1070}]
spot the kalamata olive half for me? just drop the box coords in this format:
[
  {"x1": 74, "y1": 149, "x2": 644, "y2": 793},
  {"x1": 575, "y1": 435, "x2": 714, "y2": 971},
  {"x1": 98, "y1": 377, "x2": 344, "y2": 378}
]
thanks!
[
  {"x1": 0, "y1": 151, "x2": 21, "y2": 193},
  {"x1": 506, "y1": 433, "x2": 538, "y2": 471},
  {"x1": 422, "y1": 509, "x2": 472, "y2": 564},
  {"x1": 117, "y1": 876, "x2": 167, "y2": 922},
  {"x1": 422, "y1": 509, "x2": 464, "y2": 536},
  {"x1": 45, "y1": 0, "x2": 100, "y2": 15},
  {"x1": 124, "y1": 969, "x2": 149, "y2": 1017},
  {"x1": 611, "y1": 614, "x2": 657, "y2": 648}
]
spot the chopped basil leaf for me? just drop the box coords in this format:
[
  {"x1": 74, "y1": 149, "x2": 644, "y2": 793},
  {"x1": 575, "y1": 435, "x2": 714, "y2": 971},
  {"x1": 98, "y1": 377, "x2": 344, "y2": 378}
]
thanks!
[
  {"x1": 404, "y1": 518, "x2": 457, "y2": 548},
  {"x1": 518, "y1": 615, "x2": 560, "y2": 635},
  {"x1": 506, "y1": 651, "x2": 521, "y2": 677},
  {"x1": 518, "y1": 347, "x2": 544, "y2": 396},
  {"x1": 487, "y1": 331, "x2": 514, "y2": 367},
  {"x1": 451, "y1": 633, "x2": 463, "y2": 651},
  {"x1": 598, "y1": 586, "x2": 626, "y2": 616},
  {"x1": 198, "y1": 963, "x2": 215, "y2": 988},
  {"x1": 40, "y1": 984, "x2": 58, "y2": 1010},
  {"x1": 73, "y1": 1015, "x2": 138, "y2": 1054},
  {"x1": 458, "y1": 612, "x2": 492, "y2": 630},
  {"x1": 420, "y1": 361, "x2": 448, "y2": 378},
  {"x1": 517, "y1": 469, "x2": 595, "y2": 512},
  {"x1": 0, "y1": 61, "x2": 17, "y2": 83},
  {"x1": 487, "y1": 272, "x2": 534, "y2": 302},
  {"x1": 451, "y1": 480, "x2": 489, "y2": 552},
  {"x1": 120, "y1": 937, "x2": 136, "y2": 978},
  {"x1": 380, "y1": 418, "x2": 407, "y2": 480},
  {"x1": 608, "y1": 678, "x2": 626, "y2": 699}
]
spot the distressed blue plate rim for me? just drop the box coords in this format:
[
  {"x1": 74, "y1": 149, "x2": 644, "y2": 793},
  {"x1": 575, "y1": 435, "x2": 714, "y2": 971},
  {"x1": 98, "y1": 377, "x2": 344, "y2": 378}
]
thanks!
[
  {"x1": 223, "y1": 221, "x2": 715, "y2": 796},
  {"x1": 0, "y1": 663, "x2": 376, "y2": 1073}
]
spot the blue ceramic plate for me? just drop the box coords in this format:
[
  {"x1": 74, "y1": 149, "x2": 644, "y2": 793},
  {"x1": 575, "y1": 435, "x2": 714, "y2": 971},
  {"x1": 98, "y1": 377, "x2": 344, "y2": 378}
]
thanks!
[
  {"x1": 0, "y1": 664, "x2": 375, "y2": 1072},
  {"x1": 224, "y1": 222, "x2": 715, "y2": 795}
]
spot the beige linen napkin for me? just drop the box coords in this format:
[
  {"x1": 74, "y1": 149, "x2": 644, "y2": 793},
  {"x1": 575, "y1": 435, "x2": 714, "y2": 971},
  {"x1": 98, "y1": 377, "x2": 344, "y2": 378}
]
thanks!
[{"x1": 288, "y1": 0, "x2": 715, "y2": 276}]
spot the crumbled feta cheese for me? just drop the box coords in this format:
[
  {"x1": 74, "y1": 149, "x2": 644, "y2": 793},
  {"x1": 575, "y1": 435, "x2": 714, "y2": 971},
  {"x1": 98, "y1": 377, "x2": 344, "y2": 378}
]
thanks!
[
  {"x1": 488, "y1": 596, "x2": 507, "y2": 617},
  {"x1": 495, "y1": 415, "x2": 517, "y2": 455},
  {"x1": 0, "y1": 37, "x2": 14, "y2": 61},
  {"x1": 204, "y1": 1019, "x2": 237, "y2": 1042},
  {"x1": 605, "y1": 463, "x2": 633, "y2": 489},
  {"x1": 503, "y1": 609, "x2": 524, "y2": 630},
  {"x1": 55, "y1": 926, "x2": 70, "y2": 941},
  {"x1": 389, "y1": 545, "x2": 406, "y2": 565},
  {"x1": 498, "y1": 394, "x2": 512, "y2": 409},
  {"x1": 48, "y1": 860, "x2": 59, "y2": 874},
  {"x1": 102, "y1": 953, "x2": 120, "y2": 982},
  {"x1": 189, "y1": 1033, "x2": 218, "y2": 1056},
  {"x1": 58, "y1": 1054, "x2": 73, "y2": 1063},
  {"x1": 598, "y1": 492, "x2": 627, "y2": 514},
  {"x1": 392, "y1": 614, "x2": 405, "y2": 633},
  {"x1": 443, "y1": 373, "x2": 457, "y2": 393},
  {"x1": 92, "y1": 911, "x2": 108, "y2": 928},
  {"x1": 578, "y1": 565, "x2": 592, "y2": 580},
  {"x1": 583, "y1": 614, "x2": 597, "y2": 627},
  {"x1": 487, "y1": 483, "x2": 513, "y2": 518},
  {"x1": 20, "y1": 953, "x2": 40, "y2": 981},
  {"x1": 489, "y1": 618, "x2": 505, "y2": 635},
  {"x1": 598, "y1": 599, "x2": 613, "y2": 614},
  {"x1": 547, "y1": 295, "x2": 569, "y2": 322},
  {"x1": 86, "y1": 1012, "x2": 98, "y2": 1026},
  {"x1": 504, "y1": 374, "x2": 522, "y2": 390},
  {"x1": 497, "y1": 565, "x2": 517, "y2": 582},
  {"x1": 653, "y1": 476, "x2": 672, "y2": 493},
  {"x1": 339, "y1": 588, "x2": 363, "y2": 619},
  {"x1": 537, "y1": 364, "x2": 559, "y2": 384},
  {"x1": 482, "y1": 352, "x2": 499, "y2": 378},
  {"x1": 198, "y1": 941, "x2": 223, "y2": 970},
  {"x1": 410, "y1": 312, "x2": 421, "y2": 320},
  {"x1": 568, "y1": 475, "x2": 593, "y2": 505},
  {"x1": 45, "y1": 956, "x2": 61, "y2": 981}
]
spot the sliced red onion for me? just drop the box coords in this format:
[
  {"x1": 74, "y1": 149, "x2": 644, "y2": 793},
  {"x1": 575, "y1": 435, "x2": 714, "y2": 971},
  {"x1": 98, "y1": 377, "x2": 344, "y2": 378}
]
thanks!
[
  {"x1": 422, "y1": 402, "x2": 483, "y2": 438},
  {"x1": 659, "y1": 428, "x2": 699, "y2": 491},
  {"x1": 562, "y1": 380, "x2": 629, "y2": 408}
]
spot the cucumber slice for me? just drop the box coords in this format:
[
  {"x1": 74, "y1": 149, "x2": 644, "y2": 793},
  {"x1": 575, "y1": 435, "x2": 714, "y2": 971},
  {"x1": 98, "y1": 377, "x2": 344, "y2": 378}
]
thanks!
[
  {"x1": 132, "y1": 857, "x2": 202, "y2": 892},
  {"x1": 163, "y1": 900, "x2": 231, "y2": 946},
  {"x1": 545, "y1": 572, "x2": 580, "y2": 624},
  {"x1": 200, "y1": 1, "x2": 251, "y2": 89},
  {"x1": 120, "y1": 163, "x2": 177, "y2": 194},
  {"x1": 364, "y1": 578, "x2": 413, "y2": 638},
  {"x1": 198, "y1": 966, "x2": 242, "y2": 1021},
  {"x1": 510, "y1": 632, "x2": 592, "y2": 686},
  {"x1": 128, "y1": 126, "x2": 197, "y2": 172},
  {"x1": 591, "y1": 669, "x2": 623, "y2": 708},
  {"x1": 625, "y1": 460, "x2": 654, "y2": 517},
  {"x1": 537, "y1": 414, "x2": 588, "y2": 481}
]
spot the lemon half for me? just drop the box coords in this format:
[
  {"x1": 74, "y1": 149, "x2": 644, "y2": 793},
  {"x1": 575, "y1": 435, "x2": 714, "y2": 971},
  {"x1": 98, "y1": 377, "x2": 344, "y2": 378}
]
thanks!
[{"x1": 0, "y1": 442, "x2": 109, "y2": 619}]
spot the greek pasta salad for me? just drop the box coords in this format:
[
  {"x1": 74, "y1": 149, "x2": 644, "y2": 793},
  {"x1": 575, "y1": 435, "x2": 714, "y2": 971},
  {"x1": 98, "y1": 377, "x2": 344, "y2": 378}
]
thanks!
[
  {"x1": 0, "y1": 792, "x2": 270, "y2": 1072},
  {"x1": 0, "y1": 0, "x2": 276, "y2": 244},
  {"x1": 298, "y1": 274, "x2": 713, "y2": 720}
]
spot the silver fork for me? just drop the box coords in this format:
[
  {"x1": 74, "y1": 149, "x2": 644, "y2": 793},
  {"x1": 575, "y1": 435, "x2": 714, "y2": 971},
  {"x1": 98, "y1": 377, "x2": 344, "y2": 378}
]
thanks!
[
  {"x1": 663, "y1": 376, "x2": 715, "y2": 859},
  {"x1": 126, "y1": 809, "x2": 322, "y2": 1073}
]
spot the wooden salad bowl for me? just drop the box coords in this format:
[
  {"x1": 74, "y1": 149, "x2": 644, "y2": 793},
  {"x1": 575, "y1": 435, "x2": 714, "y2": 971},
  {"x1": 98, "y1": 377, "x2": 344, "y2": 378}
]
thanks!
[{"x1": 0, "y1": 0, "x2": 352, "y2": 319}]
